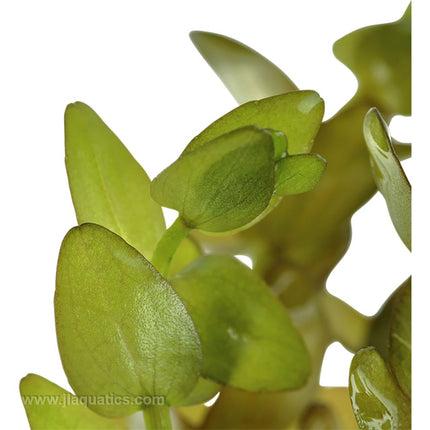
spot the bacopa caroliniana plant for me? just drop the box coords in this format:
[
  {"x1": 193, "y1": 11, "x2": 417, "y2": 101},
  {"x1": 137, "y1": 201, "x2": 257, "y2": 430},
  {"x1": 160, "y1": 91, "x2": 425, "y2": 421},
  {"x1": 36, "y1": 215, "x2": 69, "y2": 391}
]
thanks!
[{"x1": 20, "y1": 4, "x2": 411, "y2": 430}]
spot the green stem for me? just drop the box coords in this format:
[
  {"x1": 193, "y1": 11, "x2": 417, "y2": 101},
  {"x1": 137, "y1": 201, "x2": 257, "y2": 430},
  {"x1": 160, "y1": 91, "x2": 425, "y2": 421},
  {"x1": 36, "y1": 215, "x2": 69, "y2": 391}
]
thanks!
[
  {"x1": 143, "y1": 406, "x2": 172, "y2": 430},
  {"x1": 319, "y1": 289, "x2": 372, "y2": 353},
  {"x1": 151, "y1": 216, "x2": 191, "y2": 277}
]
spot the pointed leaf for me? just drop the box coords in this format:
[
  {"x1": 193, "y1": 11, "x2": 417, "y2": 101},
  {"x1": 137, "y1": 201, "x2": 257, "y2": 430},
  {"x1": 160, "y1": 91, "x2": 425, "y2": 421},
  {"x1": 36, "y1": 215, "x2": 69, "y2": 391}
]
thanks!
[
  {"x1": 55, "y1": 223, "x2": 201, "y2": 417},
  {"x1": 274, "y1": 154, "x2": 326, "y2": 196},
  {"x1": 190, "y1": 31, "x2": 298, "y2": 104},
  {"x1": 184, "y1": 91, "x2": 324, "y2": 155},
  {"x1": 363, "y1": 108, "x2": 411, "y2": 250},
  {"x1": 349, "y1": 347, "x2": 410, "y2": 429},
  {"x1": 151, "y1": 126, "x2": 275, "y2": 232},
  {"x1": 333, "y1": 5, "x2": 411, "y2": 116},
  {"x1": 20, "y1": 374, "x2": 127, "y2": 430},
  {"x1": 172, "y1": 255, "x2": 310, "y2": 391},
  {"x1": 389, "y1": 278, "x2": 411, "y2": 398},
  {"x1": 65, "y1": 102, "x2": 165, "y2": 258}
]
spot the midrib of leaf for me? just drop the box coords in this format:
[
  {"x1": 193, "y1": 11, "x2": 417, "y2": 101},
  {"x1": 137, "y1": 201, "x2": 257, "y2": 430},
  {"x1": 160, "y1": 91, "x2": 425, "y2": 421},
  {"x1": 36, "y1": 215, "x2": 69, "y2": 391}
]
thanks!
[{"x1": 391, "y1": 332, "x2": 411, "y2": 352}]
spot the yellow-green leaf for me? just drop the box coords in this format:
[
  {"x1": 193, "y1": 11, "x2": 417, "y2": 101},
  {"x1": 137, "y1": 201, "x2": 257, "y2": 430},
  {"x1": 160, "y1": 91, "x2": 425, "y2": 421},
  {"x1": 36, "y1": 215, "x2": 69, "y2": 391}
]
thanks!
[
  {"x1": 55, "y1": 223, "x2": 201, "y2": 417},
  {"x1": 172, "y1": 255, "x2": 310, "y2": 391},
  {"x1": 190, "y1": 31, "x2": 298, "y2": 104},
  {"x1": 65, "y1": 102, "x2": 165, "y2": 259}
]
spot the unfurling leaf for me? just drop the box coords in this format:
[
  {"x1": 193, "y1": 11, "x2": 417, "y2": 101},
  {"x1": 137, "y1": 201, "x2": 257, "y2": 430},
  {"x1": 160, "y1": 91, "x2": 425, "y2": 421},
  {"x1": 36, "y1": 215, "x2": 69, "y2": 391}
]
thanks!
[
  {"x1": 172, "y1": 255, "x2": 311, "y2": 391},
  {"x1": 65, "y1": 102, "x2": 165, "y2": 259},
  {"x1": 190, "y1": 31, "x2": 298, "y2": 104},
  {"x1": 55, "y1": 224, "x2": 201, "y2": 417},
  {"x1": 363, "y1": 108, "x2": 411, "y2": 250}
]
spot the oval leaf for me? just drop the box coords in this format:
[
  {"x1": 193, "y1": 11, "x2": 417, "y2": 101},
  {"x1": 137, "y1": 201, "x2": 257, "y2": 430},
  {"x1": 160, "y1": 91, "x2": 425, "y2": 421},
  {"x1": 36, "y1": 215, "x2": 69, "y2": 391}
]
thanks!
[
  {"x1": 389, "y1": 278, "x2": 411, "y2": 398},
  {"x1": 172, "y1": 255, "x2": 311, "y2": 391},
  {"x1": 349, "y1": 347, "x2": 410, "y2": 429},
  {"x1": 20, "y1": 374, "x2": 127, "y2": 430},
  {"x1": 363, "y1": 108, "x2": 411, "y2": 250},
  {"x1": 184, "y1": 90, "x2": 324, "y2": 155},
  {"x1": 65, "y1": 102, "x2": 165, "y2": 259},
  {"x1": 190, "y1": 31, "x2": 298, "y2": 104},
  {"x1": 55, "y1": 223, "x2": 201, "y2": 417},
  {"x1": 151, "y1": 126, "x2": 275, "y2": 232},
  {"x1": 274, "y1": 154, "x2": 326, "y2": 196}
]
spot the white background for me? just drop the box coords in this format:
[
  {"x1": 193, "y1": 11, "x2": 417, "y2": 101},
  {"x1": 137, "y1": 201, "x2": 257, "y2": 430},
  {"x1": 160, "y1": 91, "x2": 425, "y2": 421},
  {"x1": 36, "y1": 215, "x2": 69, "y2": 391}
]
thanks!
[{"x1": 0, "y1": 0, "x2": 421, "y2": 427}]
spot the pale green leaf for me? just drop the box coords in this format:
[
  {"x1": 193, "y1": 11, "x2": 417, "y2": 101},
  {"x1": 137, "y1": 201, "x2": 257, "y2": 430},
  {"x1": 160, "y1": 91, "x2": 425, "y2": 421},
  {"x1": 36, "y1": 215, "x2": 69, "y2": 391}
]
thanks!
[
  {"x1": 65, "y1": 102, "x2": 165, "y2": 259},
  {"x1": 363, "y1": 108, "x2": 411, "y2": 250},
  {"x1": 175, "y1": 378, "x2": 220, "y2": 407},
  {"x1": 190, "y1": 31, "x2": 298, "y2": 104},
  {"x1": 151, "y1": 126, "x2": 275, "y2": 232},
  {"x1": 349, "y1": 347, "x2": 410, "y2": 429},
  {"x1": 172, "y1": 255, "x2": 310, "y2": 391},
  {"x1": 55, "y1": 223, "x2": 201, "y2": 417},
  {"x1": 20, "y1": 374, "x2": 127, "y2": 430},
  {"x1": 389, "y1": 278, "x2": 411, "y2": 398},
  {"x1": 274, "y1": 154, "x2": 326, "y2": 196},
  {"x1": 184, "y1": 91, "x2": 324, "y2": 155}
]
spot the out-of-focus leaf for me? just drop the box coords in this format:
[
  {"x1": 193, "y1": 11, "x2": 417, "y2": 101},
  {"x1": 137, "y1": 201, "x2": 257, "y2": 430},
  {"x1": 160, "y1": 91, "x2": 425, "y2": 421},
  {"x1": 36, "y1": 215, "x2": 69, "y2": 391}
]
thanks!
[
  {"x1": 274, "y1": 154, "x2": 326, "y2": 196},
  {"x1": 20, "y1": 374, "x2": 127, "y2": 430},
  {"x1": 172, "y1": 255, "x2": 310, "y2": 391},
  {"x1": 349, "y1": 347, "x2": 410, "y2": 429},
  {"x1": 65, "y1": 102, "x2": 165, "y2": 259},
  {"x1": 175, "y1": 377, "x2": 220, "y2": 407},
  {"x1": 333, "y1": 5, "x2": 411, "y2": 116},
  {"x1": 55, "y1": 224, "x2": 201, "y2": 417},
  {"x1": 190, "y1": 31, "x2": 298, "y2": 104},
  {"x1": 184, "y1": 91, "x2": 324, "y2": 155},
  {"x1": 152, "y1": 127, "x2": 275, "y2": 232},
  {"x1": 363, "y1": 108, "x2": 411, "y2": 250},
  {"x1": 389, "y1": 279, "x2": 411, "y2": 398},
  {"x1": 168, "y1": 237, "x2": 201, "y2": 278}
]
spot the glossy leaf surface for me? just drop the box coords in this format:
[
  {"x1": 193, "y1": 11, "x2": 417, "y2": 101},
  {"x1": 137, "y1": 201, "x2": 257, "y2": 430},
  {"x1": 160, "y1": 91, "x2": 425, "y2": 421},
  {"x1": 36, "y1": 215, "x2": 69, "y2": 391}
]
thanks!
[
  {"x1": 20, "y1": 374, "x2": 127, "y2": 430},
  {"x1": 172, "y1": 255, "x2": 310, "y2": 391},
  {"x1": 349, "y1": 347, "x2": 410, "y2": 429},
  {"x1": 55, "y1": 223, "x2": 201, "y2": 417},
  {"x1": 389, "y1": 279, "x2": 411, "y2": 398},
  {"x1": 333, "y1": 5, "x2": 411, "y2": 116},
  {"x1": 363, "y1": 108, "x2": 411, "y2": 250},
  {"x1": 152, "y1": 126, "x2": 275, "y2": 232},
  {"x1": 190, "y1": 31, "x2": 298, "y2": 104},
  {"x1": 65, "y1": 102, "x2": 165, "y2": 258},
  {"x1": 184, "y1": 91, "x2": 324, "y2": 155},
  {"x1": 274, "y1": 154, "x2": 326, "y2": 196}
]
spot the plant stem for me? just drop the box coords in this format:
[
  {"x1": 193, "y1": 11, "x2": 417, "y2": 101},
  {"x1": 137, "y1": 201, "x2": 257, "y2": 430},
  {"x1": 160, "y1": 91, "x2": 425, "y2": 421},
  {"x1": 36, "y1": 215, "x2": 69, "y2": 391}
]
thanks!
[
  {"x1": 319, "y1": 289, "x2": 372, "y2": 353},
  {"x1": 143, "y1": 407, "x2": 172, "y2": 430},
  {"x1": 151, "y1": 216, "x2": 191, "y2": 277}
]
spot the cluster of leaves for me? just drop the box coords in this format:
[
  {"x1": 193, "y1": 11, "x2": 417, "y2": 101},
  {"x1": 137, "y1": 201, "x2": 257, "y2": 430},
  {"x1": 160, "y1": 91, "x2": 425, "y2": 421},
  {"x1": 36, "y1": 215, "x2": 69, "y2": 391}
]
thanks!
[{"x1": 20, "y1": 4, "x2": 411, "y2": 430}]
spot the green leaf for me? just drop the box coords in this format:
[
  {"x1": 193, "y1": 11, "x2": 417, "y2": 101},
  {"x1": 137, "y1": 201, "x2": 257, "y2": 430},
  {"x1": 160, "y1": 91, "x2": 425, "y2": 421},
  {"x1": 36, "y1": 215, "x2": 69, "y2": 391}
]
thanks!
[
  {"x1": 151, "y1": 126, "x2": 275, "y2": 232},
  {"x1": 65, "y1": 102, "x2": 165, "y2": 259},
  {"x1": 175, "y1": 377, "x2": 220, "y2": 407},
  {"x1": 20, "y1": 374, "x2": 127, "y2": 430},
  {"x1": 363, "y1": 108, "x2": 411, "y2": 250},
  {"x1": 172, "y1": 255, "x2": 311, "y2": 391},
  {"x1": 333, "y1": 5, "x2": 411, "y2": 116},
  {"x1": 184, "y1": 90, "x2": 324, "y2": 155},
  {"x1": 190, "y1": 31, "x2": 298, "y2": 104},
  {"x1": 389, "y1": 279, "x2": 411, "y2": 398},
  {"x1": 274, "y1": 154, "x2": 326, "y2": 196},
  {"x1": 349, "y1": 347, "x2": 410, "y2": 430},
  {"x1": 55, "y1": 223, "x2": 201, "y2": 417}
]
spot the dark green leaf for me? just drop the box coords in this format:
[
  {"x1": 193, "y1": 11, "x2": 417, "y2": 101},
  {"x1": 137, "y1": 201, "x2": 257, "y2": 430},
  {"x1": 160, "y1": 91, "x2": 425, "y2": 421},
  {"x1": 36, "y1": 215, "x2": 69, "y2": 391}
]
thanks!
[
  {"x1": 151, "y1": 126, "x2": 275, "y2": 232},
  {"x1": 349, "y1": 347, "x2": 410, "y2": 429},
  {"x1": 389, "y1": 279, "x2": 411, "y2": 398},
  {"x1": 333, "y1": 5, "x2": 411, "y2": 116},
  {"x1": 274, "y1": 154, "x2": 326, "y2": 196},
  {"x1": 184, "y1": 91, "x2": 324, "y2": 155},
  {"x1": 172, "y1": 255, "x2": 310, "y2": 391},
  {"x1": 363, "y1": 108, "x2": 411, "y2": 250},
  {"x1": 55, "y1": 224, "x2": 201, "y2": 417},
  {"x1": 65, "y1": 102, "x2": 165, "y2": 259},
  {"x1": 190, "y1": 31, "x2": 298, "y2": 104},
  {"x1": 20, "y1": 374, "x2": 127, "y2": 429}
]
